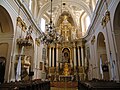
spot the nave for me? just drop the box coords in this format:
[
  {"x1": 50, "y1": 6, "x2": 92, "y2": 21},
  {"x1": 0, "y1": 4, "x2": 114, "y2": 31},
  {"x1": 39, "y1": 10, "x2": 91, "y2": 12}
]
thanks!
[{"x1": 1, "y1": 0, "x2": 120, "y2": 90}]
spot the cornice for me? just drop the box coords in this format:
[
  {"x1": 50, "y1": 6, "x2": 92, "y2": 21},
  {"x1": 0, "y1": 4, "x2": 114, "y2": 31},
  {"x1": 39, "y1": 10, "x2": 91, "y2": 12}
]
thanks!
[
  {"x1": 84, "y1": 0, "x2": 104, "y2": 39},
  {"x1": 14, "y1": 0, "x2": 41, "y2": 34}
]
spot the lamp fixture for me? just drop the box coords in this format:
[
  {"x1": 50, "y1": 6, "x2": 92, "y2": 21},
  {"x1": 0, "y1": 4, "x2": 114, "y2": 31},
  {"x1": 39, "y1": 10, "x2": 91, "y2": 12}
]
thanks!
[{"x1": 39, "y1": 0, "x2": 63, "y2": 45}]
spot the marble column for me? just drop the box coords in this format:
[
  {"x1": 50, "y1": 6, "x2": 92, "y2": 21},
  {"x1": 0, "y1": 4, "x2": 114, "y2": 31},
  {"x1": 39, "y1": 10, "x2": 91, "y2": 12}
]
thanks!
[
  {"x1": 52, "y1": 47, "x2": 54, "y2": 67},
  {"x1": 49, "y1": 47, "x2": 51, "y2": 67},
  {"x1": 78, "y1": 46, "x2": 80, "y2": 66},
  {"x1": 81, "y1": 46, "x2": 84, "y2": 66},
  {"x1": 56, "y1": 45, "x2": 58, "y2": 67},
  {"x1": 73, "y1": 44, "x2": 76, "y2": 67}
]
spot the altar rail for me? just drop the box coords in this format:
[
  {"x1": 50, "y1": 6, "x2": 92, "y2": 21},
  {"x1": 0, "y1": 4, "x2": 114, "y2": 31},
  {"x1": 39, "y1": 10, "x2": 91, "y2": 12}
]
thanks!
[
  {"x1": 0, "y1": 79, "x2": 50, "y2": 90},
  {"x1": 78, "y1": 79, "x2": 120, "y2": 90}
]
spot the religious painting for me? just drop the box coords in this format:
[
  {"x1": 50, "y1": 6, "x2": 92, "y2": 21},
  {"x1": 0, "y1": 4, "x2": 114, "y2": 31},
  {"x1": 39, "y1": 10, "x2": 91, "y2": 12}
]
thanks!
[{"x1": 62, "y1": 48, "x2": 70, "y2": 63}]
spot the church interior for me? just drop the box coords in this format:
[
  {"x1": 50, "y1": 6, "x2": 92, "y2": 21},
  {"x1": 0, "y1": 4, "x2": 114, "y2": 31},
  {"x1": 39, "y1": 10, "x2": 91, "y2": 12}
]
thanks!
[{"x1": 0, "y1": 0, "x2": 120, "y2": 90}]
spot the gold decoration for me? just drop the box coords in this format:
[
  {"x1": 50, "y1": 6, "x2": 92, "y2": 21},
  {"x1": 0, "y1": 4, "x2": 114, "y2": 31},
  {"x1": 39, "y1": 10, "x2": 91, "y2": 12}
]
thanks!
[
  {"x1": 17, "y1": 16, "x2": 22, "y2": 27},
  {"x1": 21, "y1": 21, "x2": 27, "y2": 31},
  {"x1": 101, "y1": 16, "x2": 106, "y2": 28},
  {"x1": 105, "y1": 10, "x2": 110, "y2": 23},
  {"x1": 17, "y1": 16, "x2": 27, "y2": 31},
  {"x1": 35, "y1": 38, "x2": 40, "y2": 46},
  {"x1": 63, "y1": 63, "x2": 70, "y2": 76},
  {"x1": 101, "y1": 10, "x2": 110, "y2": 28},
  {"x1": 17, "y1": 25, "x2": 33, "y2": 47},
  {"x1": 58, "y1": 15, "x2": 73, "y2": 42}
]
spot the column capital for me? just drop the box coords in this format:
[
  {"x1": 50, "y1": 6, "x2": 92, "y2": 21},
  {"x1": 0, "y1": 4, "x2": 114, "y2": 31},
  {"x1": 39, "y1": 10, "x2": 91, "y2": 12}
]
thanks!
[
  {"x1": 56, "y1": 44, "x2": 59, "y2": 48},
  {"x1": 80, "y1": 45, "x2": 84, "y2": 48},
  {"x1": 73, "y1": 42, "x2": 76, "y2": 48},
  {"x1": 77, "y1": 46, "x2": 80, "y2": 48}
]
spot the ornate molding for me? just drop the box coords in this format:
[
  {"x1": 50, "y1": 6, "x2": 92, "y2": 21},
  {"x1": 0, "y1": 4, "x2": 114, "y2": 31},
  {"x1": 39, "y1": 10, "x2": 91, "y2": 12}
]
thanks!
[
  {"x1": 101, "y1": 16, "x2": 106, "y2": 28},
  {"x1": 91, "y1": 36, "x2": 95, "y2": 45},
  {"x1": 35, "y1": 38, "x2": 40, "y2": 46},
  {"x1": 101, "y1": 10, "x2": 110, "y2": 28},
  {"x1": 17, "y1": 16, "x2": 27, "y2": 31}
]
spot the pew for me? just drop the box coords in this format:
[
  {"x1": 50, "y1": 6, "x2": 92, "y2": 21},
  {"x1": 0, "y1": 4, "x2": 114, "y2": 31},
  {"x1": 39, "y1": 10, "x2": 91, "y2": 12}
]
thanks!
[
  {"x1": 0, "y1": 79, "x2": 50, "y2": 90},
  {"x1": 78, "y1": 79, "x2": 120, "y2": 90}
]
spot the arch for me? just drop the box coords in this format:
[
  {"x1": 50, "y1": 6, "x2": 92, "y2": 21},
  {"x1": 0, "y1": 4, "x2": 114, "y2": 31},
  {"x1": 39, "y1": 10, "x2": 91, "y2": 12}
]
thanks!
[
  {"x1": 113, "y1": 1, "x2": 120, "y2": 78},
  {"x1": 97, "y1": 32, "x2": 110, "y2": 80},
  {"x1": 0, "y1": 5, "x2": 14, "y2": 33},
  {"x1": 56, "y1": 11, "x2": 75, "y2": 27},
  {"x1": 0, "y1": 5, "x2": 14, "y2": 82}
]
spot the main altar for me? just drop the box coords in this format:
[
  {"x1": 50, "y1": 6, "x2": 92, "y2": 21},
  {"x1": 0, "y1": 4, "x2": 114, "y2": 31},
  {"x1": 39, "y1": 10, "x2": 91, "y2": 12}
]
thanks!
[
  {"x1": 47, "y1": 15, "x2": 87, "y2": 82},
  {"x1": 59, "y1": 63, "x2": 73, "y2": 81}
]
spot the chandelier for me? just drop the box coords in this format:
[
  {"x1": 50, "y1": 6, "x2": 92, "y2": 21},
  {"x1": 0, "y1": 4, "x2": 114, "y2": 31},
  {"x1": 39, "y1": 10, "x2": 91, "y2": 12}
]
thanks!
[{"x1": 39, "y1": 0, "x2": 63, "y2": 45}]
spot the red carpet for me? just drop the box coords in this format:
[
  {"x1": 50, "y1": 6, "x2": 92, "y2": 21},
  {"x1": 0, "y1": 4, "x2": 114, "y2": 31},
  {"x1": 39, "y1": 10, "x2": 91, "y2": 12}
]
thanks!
[{"x1": 51, "y1": 82, "x2": 78, "y2": 88}]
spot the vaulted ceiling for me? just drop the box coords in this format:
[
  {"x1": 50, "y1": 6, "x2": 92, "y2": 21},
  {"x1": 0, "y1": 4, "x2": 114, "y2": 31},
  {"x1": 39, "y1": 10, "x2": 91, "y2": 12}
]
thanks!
[
  {"x1": 28, "y1": 0, "x2": 98, "y2": 36},
  {"x1": 37, "y1": 0, "x2": 97, "y2": 25}
]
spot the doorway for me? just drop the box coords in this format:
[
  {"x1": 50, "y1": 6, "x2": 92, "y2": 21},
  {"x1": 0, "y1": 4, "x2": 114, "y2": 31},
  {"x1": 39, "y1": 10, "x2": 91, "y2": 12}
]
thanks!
[{"x1": 97, "y1": 32, "x2": 110, "y2": 80}]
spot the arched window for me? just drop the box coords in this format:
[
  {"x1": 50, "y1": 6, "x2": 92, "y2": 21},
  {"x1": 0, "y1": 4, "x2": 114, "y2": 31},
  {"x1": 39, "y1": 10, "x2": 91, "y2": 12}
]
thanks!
[
  {"x1": 81, "y1": 12, "x2": 90, "y2": 36},
  {"x1": 29, "y1": 0, "x2": 32, "y2": 10},
  {"x1": 40, "y1": 18, "x2": 46, "y2": 32},
  {"x1": 86, "y1": 16, "x2": 90, "y2": 30}
]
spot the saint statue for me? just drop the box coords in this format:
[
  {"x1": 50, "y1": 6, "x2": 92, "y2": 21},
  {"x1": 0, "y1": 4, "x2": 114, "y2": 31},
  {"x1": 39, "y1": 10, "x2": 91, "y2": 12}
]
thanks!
[{"x1": 72, "y1": 27, "x2": 76, "y2": 40}]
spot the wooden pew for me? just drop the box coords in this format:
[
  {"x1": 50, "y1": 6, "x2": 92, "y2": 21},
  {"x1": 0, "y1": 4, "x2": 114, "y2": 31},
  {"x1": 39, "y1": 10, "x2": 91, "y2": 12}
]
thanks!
[
  {"x1": 0, "y1": 79, "x2": 50, "y2": 90},
  {"x1": 78, "y1": 80, "x2": 120, "y2": 90}
]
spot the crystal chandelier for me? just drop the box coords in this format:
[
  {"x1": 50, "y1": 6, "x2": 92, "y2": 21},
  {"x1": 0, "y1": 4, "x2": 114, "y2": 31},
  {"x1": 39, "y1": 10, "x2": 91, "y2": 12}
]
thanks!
[{"x1": 39, "y1": 0, "x2": 63, "y2": 45}]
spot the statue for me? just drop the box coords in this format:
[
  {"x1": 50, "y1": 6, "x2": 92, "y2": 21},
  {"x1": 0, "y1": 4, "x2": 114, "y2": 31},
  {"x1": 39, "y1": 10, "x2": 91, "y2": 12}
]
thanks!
[
  {"x1": 72, "y1": 27, "x2": 76, "y2": 40},
  {"x1": 63, "y1": 63, "x2": 70, "y2": 76},
  {"x1": 22, "y1": 56, "x2": 31, "y2": 80}
]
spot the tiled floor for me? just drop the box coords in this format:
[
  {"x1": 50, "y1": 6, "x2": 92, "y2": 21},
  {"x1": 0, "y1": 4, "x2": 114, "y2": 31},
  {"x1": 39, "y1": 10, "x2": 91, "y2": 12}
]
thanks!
[{"x1": 51, "y1": 87, "x2": 78, "y2": 90}]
